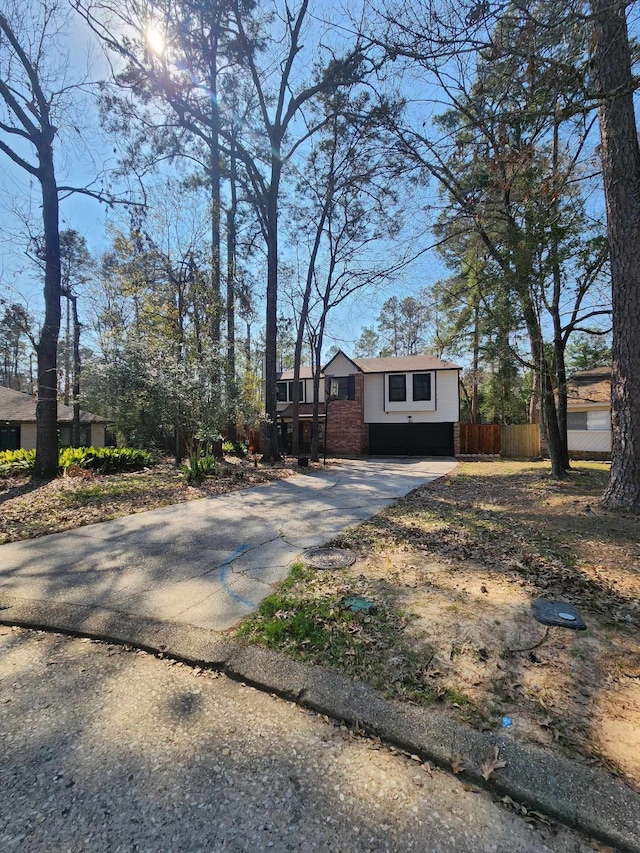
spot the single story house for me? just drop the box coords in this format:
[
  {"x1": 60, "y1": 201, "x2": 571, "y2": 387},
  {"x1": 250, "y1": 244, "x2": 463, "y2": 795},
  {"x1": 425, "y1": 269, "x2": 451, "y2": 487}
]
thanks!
[
  {"x1": 0, "y1": 385, "x2": 108, "y2": 452},
  {"x1": 566, "y1": 366, "x2": 611, "y2": 456},
  {"x1": 277, "y1": 351, "x2": 461, "y2": 456}
]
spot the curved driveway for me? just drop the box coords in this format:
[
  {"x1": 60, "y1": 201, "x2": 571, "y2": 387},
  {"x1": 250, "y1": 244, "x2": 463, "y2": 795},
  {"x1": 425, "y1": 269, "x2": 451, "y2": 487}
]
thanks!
[{"x1": 0, "y1": 457, "x2": 456, "y2": 632}]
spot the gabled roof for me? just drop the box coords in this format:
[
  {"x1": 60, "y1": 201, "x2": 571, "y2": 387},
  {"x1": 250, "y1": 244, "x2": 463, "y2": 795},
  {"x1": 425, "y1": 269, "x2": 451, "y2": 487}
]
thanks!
[
  {"x1": 277, "y1": 367, "x2": 315, "y2": 380},
  {"x1": 323, "y1": 350, "x2": 361, "y2": 374},
  {"x1": 281, "y1": 352, "x2": 462, "y2": 380},
  {"x1": 0, "y1": 385, "x2": 108, "y2": 423},
  {"x1": 566, "y1": 367, "x2": 611, "y2": 407},
  {"x1": 353, "y1": 354, "x2": 461, "y2": 373}
]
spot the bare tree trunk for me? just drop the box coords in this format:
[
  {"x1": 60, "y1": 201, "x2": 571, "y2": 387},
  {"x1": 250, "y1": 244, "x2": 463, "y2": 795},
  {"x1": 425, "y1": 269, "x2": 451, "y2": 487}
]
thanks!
[
  {"x1": 70, "y1": 293, "x2": 81, "y2": 447},
  {"x1": 208, "y1": 31, "x2": 222, "y2": 407},
  {"x1": 263, "y1": 162, "x2": 282, "y2": 462},
  {"x1": 471, "y1": 301, "x2": 479, "y2": 424},
  {"x1": 34, "y1": 149, "x2": 61, "y2": 479},
  {"x1": 310, "y1": 326, "x2": 326, "y2": 464},
  {"x1": 291, "y1": 203, "x2": 328, "y2": 456},
  {"x1": 64, "y1": 292, "x2": 70, "y2": 406},
  {"x1": 550, "y1": 114, "x2": 570, "y2": 471},
  {"x1": 591, "y1": 0, "x2": 640, "y2": 511},
  {"x1": 521, "y1": 291, "x2": 567, "y2": 479},
  {"x1": 226, "y1": 140, "x2": 238, "y2": 442},
  {"x1": 310, "y1": 294, "x2": 331, "y2": 463}
]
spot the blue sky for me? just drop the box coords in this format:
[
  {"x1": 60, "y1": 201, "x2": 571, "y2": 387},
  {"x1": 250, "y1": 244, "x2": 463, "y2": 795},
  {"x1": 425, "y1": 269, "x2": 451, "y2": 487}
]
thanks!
[
  {"x1": 0, "y1": 0, "x2": 616, "y2": 363},
  {"x1": 0, "y1": 1, "x2": 456, "y2": 362}
]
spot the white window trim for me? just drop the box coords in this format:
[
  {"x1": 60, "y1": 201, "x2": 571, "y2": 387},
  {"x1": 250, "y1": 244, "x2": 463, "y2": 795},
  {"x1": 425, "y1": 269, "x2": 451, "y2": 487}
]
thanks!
[{"x1": 383, "y1": 371, "x2": 436, "y2": 412}]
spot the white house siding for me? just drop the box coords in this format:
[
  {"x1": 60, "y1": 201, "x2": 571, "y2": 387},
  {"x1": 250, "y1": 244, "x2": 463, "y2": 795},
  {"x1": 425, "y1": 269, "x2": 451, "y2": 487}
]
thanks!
[
  {"x1": 567, "y1": 430, "x2": 611, "y2": 453},
  {"x1": 324, "y1": 352, "x2": 358, "y2": 377},
  {"x1": 364, "y1": 370, "x2": 459, "y2": 423},
  {"x1": 21, "y1": 423, "x2": 37, "y2": 450},
  {"x1": 309, "y1": 377, "x2": 325, "y2": 403}
]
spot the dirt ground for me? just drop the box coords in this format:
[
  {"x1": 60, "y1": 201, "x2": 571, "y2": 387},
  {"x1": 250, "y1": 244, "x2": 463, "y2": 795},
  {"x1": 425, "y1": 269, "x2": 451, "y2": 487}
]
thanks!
[
  {"x1": 240, "y1": 461, "x2": 640, "y2": 788},
  {"x1": 0, "y1": 456, "x2": 323, "y2": 545},
  {"x1": 3, "y1": 456, "x2": 639, "y2": 788}
]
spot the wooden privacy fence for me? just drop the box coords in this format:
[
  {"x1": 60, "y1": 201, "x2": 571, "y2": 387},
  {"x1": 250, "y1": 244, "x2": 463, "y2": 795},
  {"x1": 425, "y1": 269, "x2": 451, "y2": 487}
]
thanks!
[
  {"x1": 501, "y1": 423, "x2": 540, "y2": 458},
  {"x1": 459, "y1": 423, "x2": 501, "y2": 455},
  {"x1": 459, "y1": 423, "x2": 540, "y2": 459}
]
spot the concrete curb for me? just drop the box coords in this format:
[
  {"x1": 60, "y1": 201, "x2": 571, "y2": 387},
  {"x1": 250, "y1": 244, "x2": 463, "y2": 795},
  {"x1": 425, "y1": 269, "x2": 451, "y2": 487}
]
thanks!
[{"x1": 1, "y1": 593, "x2": 638, "y2": 852}]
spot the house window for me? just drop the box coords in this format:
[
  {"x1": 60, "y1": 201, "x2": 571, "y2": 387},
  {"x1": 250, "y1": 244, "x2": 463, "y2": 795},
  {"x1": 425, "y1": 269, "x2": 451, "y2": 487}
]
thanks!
[
  {"x1": 59, "y1": 425, "x2": 91, "y2": 447},
  {"x1": 328, "y1": 376, "x2": 355, "y2": 400},
  {"x1": 587, "y1": 410, "x2": 609, "y2": 431},
  {"x1": 388, "y1": 374, "x2": 406, "y2": 402},
  {"x1": 0, "y1": 426, "x2": 20, "y2": 451},
  {"x1": 413, "y1": 373, "x2": 431, "y2": 401},
  {"x1": 277, "y1": 381, "x2": 305, "y2": 403},
  {"x1": 567, "y1": 412, "x2": 587, "y2": 430}
]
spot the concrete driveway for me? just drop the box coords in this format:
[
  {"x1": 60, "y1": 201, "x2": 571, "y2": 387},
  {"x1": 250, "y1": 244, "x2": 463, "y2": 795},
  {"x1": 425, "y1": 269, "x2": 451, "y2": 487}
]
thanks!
[{"x1": 0, "y1": 457, "x2": 456, "y2": 632}]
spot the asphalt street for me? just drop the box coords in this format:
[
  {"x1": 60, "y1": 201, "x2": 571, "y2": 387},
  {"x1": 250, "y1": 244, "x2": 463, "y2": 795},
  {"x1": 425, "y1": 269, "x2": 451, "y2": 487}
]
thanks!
[{"x1": 0, "y1": 627, "x2": 604, "y2": 853}]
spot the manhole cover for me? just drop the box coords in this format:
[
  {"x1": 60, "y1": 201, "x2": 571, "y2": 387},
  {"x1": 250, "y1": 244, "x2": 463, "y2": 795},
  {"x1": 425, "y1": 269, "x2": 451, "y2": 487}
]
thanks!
[
  {"x1": 302, "y1": 547, "x2": 355, "y2": 569},
  {"x1": 532, "y1": 599, "x2": 587, "y2": 630}
]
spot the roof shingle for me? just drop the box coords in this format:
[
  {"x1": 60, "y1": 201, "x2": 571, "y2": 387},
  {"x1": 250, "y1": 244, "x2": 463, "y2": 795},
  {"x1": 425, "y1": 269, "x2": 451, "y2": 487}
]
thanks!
[{"x1": 0, "y1": 385, "x2": 108, "y2": 423}]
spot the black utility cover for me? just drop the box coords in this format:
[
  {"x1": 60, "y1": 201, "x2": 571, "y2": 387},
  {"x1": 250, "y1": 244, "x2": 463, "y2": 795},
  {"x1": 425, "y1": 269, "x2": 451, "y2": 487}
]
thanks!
[{"x1": 532, "y1": 599, "x2": 587, "y2": 630}]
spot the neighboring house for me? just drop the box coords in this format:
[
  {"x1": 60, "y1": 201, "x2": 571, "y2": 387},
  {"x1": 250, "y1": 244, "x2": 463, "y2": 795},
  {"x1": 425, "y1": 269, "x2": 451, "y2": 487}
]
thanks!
[
  {"x1": 276, "y1": 366, "x2": 325, "y2": 454},
  {"x1": 566, "y1": 366, "x2": 611, "y2": 456},
  {"x1": 277, "y1": 351, "x2": 461, "y2": 456},
  {"x1": 0, "y1": 385, "x2": 108, "y2": 452}
]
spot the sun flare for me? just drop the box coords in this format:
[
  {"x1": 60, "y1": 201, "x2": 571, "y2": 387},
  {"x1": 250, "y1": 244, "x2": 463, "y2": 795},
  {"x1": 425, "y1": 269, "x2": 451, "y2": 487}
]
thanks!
[{"x1": 146, "y1": 24, "x2": 165, "y2": 56}]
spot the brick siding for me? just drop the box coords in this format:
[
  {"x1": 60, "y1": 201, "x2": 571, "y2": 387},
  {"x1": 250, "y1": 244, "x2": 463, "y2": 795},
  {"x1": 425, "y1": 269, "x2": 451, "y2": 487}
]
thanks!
[
  {"x1": 453, "y1": 421, "x2": 461, "y2": 457},
  {"x1": 325, "y1": 373, "x2": 368, "y2": 455}
]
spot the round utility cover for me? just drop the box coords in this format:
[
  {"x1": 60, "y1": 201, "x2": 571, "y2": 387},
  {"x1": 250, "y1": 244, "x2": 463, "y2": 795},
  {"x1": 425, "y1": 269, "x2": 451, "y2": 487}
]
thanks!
[
  {"x1": 303, "y1": 547, "x2": 355, "y2": 569},
  {"x1": 532, "y1": 599, "x2": 587, "y2": 630}
]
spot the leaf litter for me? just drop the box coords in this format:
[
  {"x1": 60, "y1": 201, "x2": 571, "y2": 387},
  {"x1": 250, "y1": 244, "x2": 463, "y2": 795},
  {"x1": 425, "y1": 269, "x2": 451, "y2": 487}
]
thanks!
[
  {"x1": 0, "y1": 456, "x2": 325, "y2": 545},
  {"x1": 239, "y1": 460, "x2": 640, "y2": 788}
]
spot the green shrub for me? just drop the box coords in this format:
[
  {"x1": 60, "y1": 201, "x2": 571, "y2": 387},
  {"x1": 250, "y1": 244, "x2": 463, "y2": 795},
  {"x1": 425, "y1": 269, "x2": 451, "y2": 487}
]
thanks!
[
  {"x1": 222, "y1": 440, "x2": 246, "y2": 457},
  {"x1": 180, "y1": 452, "x2": 219, "y2": 484},
  {"x1": 58, "y1": 446, "x2": 152, "y2": 473},
  {"x1": 0, "y1": 446, "x2": 152, "y2": 478},
  {"x1": 0, "y1": 449, "x2": 35, "y2": 477}
]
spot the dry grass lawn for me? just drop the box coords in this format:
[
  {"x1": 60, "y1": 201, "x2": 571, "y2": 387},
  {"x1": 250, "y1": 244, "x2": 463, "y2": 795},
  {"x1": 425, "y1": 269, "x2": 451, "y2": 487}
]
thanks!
[{"x1": 238, "y1": 460, "x2": 640, "y2": 787}]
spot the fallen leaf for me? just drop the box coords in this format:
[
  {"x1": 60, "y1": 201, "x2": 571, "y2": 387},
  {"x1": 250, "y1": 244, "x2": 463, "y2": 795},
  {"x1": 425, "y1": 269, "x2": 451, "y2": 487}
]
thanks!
[
  {"x1": 480, "y1": 745, "x2": 507, "y2": 781},
  {"x1": 451, "y1": 754, "x2": 465, "y2": 775}
]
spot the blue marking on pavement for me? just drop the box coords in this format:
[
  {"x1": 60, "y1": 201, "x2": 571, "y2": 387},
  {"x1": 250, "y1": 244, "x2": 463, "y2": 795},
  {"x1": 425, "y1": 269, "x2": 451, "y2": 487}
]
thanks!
[{"x1": 219, "y1": 543, "x2": 255, "y2": 609}]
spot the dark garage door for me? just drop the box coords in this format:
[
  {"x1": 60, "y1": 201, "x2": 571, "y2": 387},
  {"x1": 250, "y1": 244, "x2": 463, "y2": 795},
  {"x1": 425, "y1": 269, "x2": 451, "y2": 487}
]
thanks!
[{"x1": 369, "y1": 422, "x2": 454, "y2": 456}]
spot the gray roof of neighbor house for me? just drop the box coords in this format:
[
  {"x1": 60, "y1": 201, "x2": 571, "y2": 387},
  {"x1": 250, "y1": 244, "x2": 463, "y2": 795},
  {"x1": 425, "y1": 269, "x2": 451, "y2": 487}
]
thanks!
[
  {"x1": 0, "y1": 385, "x2": 108, "y2": 423},
  {"x1": 352, "y1": 354, "x2": 461, "y2": 373},
  {"x1": 567, "y1": 366, "x2": 611, "y2": 407}
]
